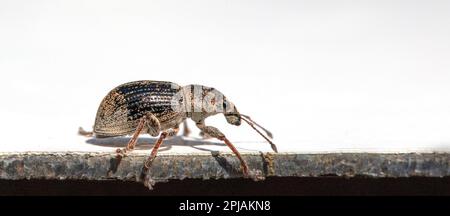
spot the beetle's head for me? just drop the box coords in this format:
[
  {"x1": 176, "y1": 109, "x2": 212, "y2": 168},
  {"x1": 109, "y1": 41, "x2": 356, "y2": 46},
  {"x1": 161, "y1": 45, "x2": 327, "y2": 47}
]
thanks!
[
  {"x1": 223, "y1": 98, "x2": 241, "y2": 126},
  {"x1": 181, "y1": 84, "x2": 241, "y2": 126},
  {"x1": 180, "y1": 84, "x2": 277, "y2": 153}
]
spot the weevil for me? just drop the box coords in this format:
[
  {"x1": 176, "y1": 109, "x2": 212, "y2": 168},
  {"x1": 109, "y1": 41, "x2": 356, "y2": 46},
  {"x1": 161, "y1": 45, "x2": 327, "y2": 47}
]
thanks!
[{"x1": 79, "y1": 80, "x2": 277, "y2": 185}]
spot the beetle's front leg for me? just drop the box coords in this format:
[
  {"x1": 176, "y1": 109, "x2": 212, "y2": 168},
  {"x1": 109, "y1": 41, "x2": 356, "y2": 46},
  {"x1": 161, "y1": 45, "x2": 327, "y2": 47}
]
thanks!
[
  {"x1": 116, "y1": 113, "x2": 161, "y2": 157},
  {"x1": 196, "y1": 122, "x2": 249, "y2": 177}
]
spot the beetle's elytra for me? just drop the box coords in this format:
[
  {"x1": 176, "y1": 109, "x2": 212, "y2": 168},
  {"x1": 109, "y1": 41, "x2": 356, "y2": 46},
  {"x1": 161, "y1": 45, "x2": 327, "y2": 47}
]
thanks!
[
  {"x1": 94, "y1": 81, "x2": 183, "y2": 138},
  {"x1": 81, "y1": 80, "x2": 277, "y2": 188}
]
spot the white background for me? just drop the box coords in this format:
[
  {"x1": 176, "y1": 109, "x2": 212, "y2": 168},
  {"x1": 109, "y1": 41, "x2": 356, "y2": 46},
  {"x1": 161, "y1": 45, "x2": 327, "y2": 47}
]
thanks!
[{"x1": 0, "y1": 0, "x2": 450, "y2": 153}]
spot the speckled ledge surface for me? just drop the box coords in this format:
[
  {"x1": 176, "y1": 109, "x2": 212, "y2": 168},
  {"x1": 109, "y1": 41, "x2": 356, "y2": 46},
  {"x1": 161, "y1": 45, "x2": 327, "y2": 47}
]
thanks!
[{"x1": 0, "y1": 152, "x2": 449, "y2": 183}]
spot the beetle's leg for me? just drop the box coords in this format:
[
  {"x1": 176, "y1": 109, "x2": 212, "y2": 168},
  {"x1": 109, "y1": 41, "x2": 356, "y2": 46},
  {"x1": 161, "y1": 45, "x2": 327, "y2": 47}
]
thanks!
[
  {"x1": 167, "y1": 126, "x2": 180, "y2": 137},
  {"x1": 116, "y1": 113, "x2": 161, "y2": 157},
  {"x1": 199, "y1": 131, "x2": 212, "y2": 140},
  {"x1": 182, "y1": 120, "x2": 191, "y2": 136},
  {"x1": 143, "y1": 131, "x2": 167, "y2": 170},
  {"x1": 116, "y1": 118, "x2": 145, "y2": 157},
  {"x1": 142, "y1": 126, "x2": 179, "y2": 189},
  {"x1": 78, "y1": 127, "x2": 94, "y2": 137},
  {"x1": 143, "y1": 126, "x2": 179, "y2": 170},
  {"x1": 144, "y1": 113, "x2": 162, "y2": 137},
  {"x1": 196, "y1": 122, "x2": 249, "y2": 177}
]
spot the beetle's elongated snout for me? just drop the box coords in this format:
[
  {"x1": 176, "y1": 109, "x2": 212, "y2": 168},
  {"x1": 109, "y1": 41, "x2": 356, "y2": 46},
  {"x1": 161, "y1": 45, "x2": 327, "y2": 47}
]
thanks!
[
  {"x1": 223, "y1": 99, "x2": 241, "y2": 126},
  {"x1": 225, "y1": 112, "x2": 241, "y2": 126}
]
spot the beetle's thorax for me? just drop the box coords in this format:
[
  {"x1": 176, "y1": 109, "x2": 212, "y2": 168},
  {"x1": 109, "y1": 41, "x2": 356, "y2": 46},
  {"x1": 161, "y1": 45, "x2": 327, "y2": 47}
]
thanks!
[{"x1": 179, "y1": 84, "x2": 223, "y2": 123}]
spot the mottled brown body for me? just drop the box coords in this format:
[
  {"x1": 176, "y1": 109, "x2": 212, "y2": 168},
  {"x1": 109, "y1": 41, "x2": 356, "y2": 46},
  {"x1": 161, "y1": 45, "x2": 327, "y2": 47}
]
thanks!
[
  {"x1": 85, "y1": 80, "x2": 277, "y2": 189},
  {"x1": 94, "y1": 81, "x2": 185, "y2": 138}
]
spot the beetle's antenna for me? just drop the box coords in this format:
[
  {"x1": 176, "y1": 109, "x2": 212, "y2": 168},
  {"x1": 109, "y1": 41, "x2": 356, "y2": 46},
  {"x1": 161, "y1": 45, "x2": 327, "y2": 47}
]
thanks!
[
  {"x1": 240, "y1": 114, "x2": 273, "y2": 138},
  {"x1": 240, "y1": 115, "x2": 278, "y2": 153}
]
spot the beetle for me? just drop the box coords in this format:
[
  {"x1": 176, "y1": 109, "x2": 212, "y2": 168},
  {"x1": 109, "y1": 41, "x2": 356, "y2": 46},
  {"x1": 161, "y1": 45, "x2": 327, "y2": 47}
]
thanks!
[{"x1": 79, "y1": 80, "x2": 277, "y2": 185}]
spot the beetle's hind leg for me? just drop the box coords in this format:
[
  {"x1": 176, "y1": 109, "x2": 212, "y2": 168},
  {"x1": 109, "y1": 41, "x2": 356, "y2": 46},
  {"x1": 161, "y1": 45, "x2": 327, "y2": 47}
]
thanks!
[
  {"x1": 182, "y1": 120, "x2": 191, "y2": 136},
  {"x1": 116, "y1": 113, "x2": 161, "y2": 157},
  {"x1": 78, "y1": 127, "x2": 93, "y2": 137}
]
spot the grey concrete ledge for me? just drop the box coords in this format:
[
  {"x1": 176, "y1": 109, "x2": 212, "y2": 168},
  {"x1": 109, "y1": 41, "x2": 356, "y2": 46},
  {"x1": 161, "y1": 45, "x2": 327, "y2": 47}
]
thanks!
[{"x1": 0, "y1": 152, "x2": 449, "y2": 182}]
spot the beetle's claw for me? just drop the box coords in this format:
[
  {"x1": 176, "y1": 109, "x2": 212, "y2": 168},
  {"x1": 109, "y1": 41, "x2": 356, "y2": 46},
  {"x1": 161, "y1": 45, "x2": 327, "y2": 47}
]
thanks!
[
  {"x1": 248, "y1": 169, "x2": 265, "y2": 181},
  {"x1": 144, "y1": 174, "x2": 156, "y2": 190},
  {"x1": 115, "y1": 148, "x2": 127, "y2": 158}
]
